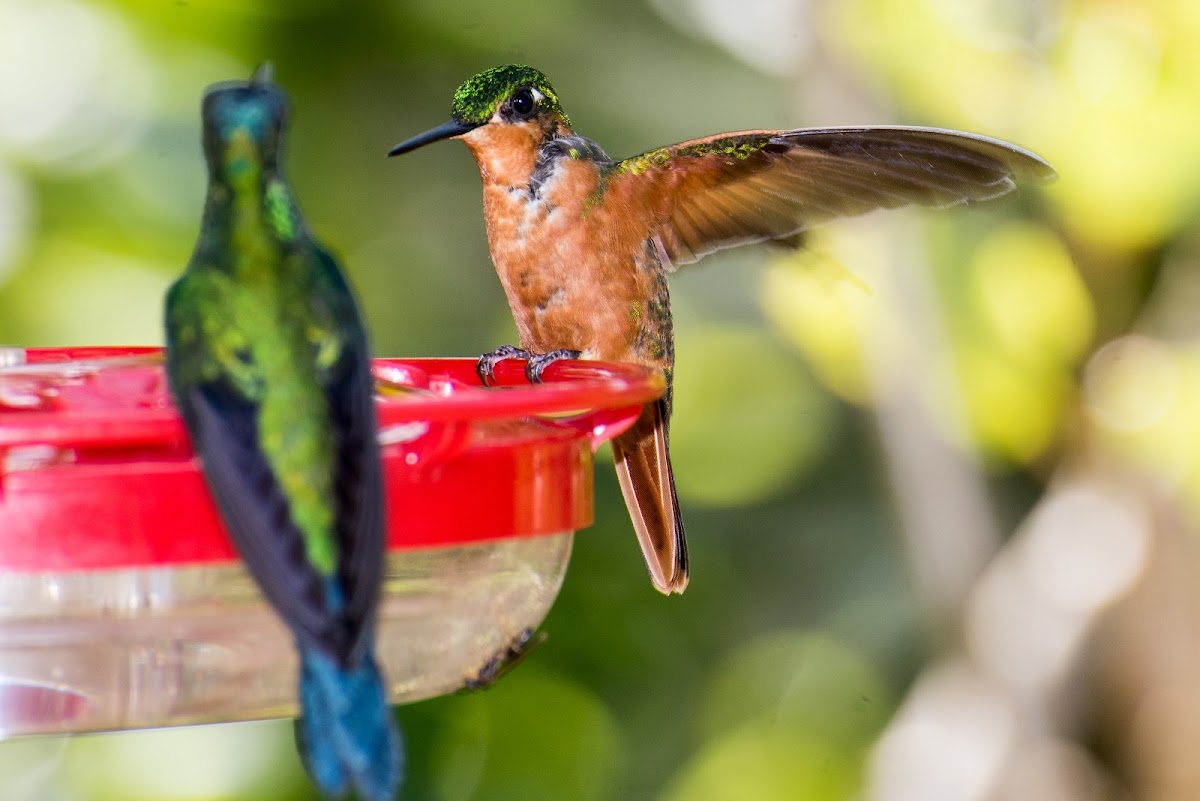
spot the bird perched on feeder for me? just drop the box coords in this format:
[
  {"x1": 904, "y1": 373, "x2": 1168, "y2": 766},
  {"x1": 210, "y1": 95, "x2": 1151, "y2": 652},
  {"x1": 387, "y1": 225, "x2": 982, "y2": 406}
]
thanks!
[
  {"x1": 387, "y1": 64, "x2": 1054, "y2": 596},
  {"x1": 165, "y1": 65, "x2": 402, "y2": 801}
]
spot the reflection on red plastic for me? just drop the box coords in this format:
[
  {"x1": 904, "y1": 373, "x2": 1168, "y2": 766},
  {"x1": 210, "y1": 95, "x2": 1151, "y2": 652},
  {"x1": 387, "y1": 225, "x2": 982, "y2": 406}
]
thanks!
[
  {"x1": 0, "y1": 683, "x2": 90, "y2": 730},
  {"x1": 0, "y1": 348, "x2": 664, "y2": 571}
]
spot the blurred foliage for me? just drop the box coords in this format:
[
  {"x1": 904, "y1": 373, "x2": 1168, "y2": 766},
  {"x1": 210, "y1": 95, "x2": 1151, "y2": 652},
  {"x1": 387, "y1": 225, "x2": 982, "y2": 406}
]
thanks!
[{"x1": 1, "y1": 0, "x2": 1199, "y2": 799}]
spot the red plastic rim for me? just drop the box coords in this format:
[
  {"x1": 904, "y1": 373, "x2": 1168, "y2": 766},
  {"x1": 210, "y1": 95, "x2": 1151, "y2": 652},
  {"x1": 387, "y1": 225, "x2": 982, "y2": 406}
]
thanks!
[{"x1": 0, "y1": 347, "x2": 664, "y2": 571}]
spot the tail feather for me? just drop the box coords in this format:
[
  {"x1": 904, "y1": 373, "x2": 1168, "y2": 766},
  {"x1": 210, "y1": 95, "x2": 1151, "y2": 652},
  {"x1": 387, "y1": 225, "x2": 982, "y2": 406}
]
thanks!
[
  {"x1": 296, "y1": 646, "x2": 403, "y2": 801},
  {"x1": 611, "y1": 398, "x2": 689, "y2": 594}
]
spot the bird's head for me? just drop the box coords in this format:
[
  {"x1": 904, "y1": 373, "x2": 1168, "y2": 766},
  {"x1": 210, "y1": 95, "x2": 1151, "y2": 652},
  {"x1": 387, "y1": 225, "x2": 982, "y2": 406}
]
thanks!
[
  {"x1": 201, "y1": 63, "x2": 288, "y2": 187},
  {"x1": 387, "y1": 65, "x2": 571, "y2": 179}
]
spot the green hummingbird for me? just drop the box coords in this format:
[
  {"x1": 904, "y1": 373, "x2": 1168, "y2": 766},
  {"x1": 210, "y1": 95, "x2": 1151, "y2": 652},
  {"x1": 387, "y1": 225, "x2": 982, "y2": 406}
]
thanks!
[
  {"x1": 387, "y1": 64, "x2": 1054, "y2": 595},
  {"x1": 164, "y1": 65, "x2": 402, "y2": 801}
]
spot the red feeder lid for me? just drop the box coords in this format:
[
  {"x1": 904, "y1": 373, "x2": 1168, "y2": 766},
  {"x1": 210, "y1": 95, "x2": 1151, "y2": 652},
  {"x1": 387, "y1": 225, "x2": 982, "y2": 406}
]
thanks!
[{"x1": 0, "y1": 347, "x2": 664, "y2": 572}]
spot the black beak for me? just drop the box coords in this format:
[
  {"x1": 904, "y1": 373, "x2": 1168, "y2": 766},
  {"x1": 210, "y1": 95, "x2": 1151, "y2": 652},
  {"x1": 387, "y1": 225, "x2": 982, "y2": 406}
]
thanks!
[{"x1": 387, "y1": 120, "x2": 478, "y2": 157}]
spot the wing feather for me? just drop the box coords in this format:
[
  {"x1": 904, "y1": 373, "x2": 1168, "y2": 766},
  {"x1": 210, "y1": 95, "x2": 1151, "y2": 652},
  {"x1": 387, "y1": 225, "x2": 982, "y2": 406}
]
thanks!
[
  {"x1": 605, "y1": 125, "x2": 1055, "y2": 268},
  {"x1": 323, "y1": 336, "x2": 385, "y2": 660},
  {"x1": 185, "y1": 381, "x2": 347, "y2": 655}
]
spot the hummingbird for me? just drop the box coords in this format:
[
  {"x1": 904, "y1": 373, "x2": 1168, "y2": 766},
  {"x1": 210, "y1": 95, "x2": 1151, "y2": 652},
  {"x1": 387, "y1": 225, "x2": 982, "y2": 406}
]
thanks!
[
  {"x1": 165, "y1": 66, "x2": 402, "y2": 801},
  {"x1": 386, "y1": 65, "x2": 1054, "y2": 595}
]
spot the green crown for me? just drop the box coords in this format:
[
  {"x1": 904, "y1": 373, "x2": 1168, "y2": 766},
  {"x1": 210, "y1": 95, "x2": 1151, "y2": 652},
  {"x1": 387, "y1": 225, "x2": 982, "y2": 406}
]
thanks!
[{"x1": 452, "y1": 65, "x2": 568, "y2": 126}]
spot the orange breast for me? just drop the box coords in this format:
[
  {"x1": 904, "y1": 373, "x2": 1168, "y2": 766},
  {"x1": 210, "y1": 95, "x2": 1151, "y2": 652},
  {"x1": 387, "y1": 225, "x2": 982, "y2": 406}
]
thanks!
[{"x1": 473, "y1": 153, "x2": 673, "y2": 371}]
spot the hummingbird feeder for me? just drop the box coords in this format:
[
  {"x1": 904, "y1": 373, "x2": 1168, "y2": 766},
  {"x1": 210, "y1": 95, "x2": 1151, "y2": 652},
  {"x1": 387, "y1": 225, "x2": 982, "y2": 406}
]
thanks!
[{"x1": 0, "y1": 347, "x2": 662, "y2": 738}]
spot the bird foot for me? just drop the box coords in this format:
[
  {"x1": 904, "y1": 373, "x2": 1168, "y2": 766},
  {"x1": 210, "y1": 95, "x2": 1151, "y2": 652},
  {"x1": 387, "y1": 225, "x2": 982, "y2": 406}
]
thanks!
[
  {"x1": 525, "y1": 348, "x2": 582, "y2": 383},
  {"x1": 476, "y1": 344, "x2": 532, "y2": 386}
]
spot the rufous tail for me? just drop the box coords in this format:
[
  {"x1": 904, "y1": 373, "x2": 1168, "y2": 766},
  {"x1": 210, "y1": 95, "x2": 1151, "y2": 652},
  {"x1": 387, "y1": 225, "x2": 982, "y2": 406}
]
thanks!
[{"x1": 611, "y1": 398, "x2": 689, "y2": 594}]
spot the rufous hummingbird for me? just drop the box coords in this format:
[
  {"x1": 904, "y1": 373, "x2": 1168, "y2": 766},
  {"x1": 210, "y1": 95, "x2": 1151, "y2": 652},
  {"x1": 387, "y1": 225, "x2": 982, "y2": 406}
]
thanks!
[{"x1": 386, "y1": 64, "x2": 1054, "y2": 596}]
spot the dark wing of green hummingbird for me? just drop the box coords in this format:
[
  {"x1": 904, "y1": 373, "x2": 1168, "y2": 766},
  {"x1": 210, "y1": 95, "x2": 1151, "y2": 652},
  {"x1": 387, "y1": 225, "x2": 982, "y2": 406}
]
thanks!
[
  {"x1": 165, "y1": 268, "x2": 383, "y2": 665},
  {"x1": 608, "y1": 126, "x2": 1055, "y2": 268},
  {"x1": 312, "y1": 246, "x2": 387, "y2": 660}
]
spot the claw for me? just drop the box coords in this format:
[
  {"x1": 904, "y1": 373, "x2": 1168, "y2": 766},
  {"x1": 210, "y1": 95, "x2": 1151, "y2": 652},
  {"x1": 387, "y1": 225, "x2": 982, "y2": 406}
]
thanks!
[
  {"x1": 525, "y1": 348, "x2": 582, "y2": 383},
  {"x1": 476, "y1": 344, "x2": 532, "y2": 386}
]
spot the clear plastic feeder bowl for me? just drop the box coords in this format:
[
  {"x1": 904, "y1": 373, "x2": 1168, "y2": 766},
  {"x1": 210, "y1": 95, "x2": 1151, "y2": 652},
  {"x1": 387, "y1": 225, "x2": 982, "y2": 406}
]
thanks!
[{"x1": 0, "y1": 347, "x2": 663, "y2": 737}]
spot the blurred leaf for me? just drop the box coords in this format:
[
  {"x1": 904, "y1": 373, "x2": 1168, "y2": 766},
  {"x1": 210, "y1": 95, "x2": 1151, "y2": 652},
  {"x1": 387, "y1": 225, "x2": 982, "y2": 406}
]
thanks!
[
  {"x1": 0, "y1": 738, "x2": 70, "y2": 801},
  {"x1": 953, "y1": 343, "x2": 1069, "y2": 464},
  {"x1": 701, "y1": 630, "x2": 891, "y2": 749},
  {"x1": 63, "y1": 720, "x2": 305, "y2": 801},
  {"x1": 660, "y1": 723, "x2": 858, "y2": 801},
  {"x1": 826, "y1": 0, "x2": 1200, "y2": 251},
  {"x1": 670, "y1": 323, "x2": 837, "y2": 506},
  {"x1": 3, "y1": 238, "x2": 170, "y2": 346},
  {"x1": 968, "y1": 223, "x2": 1093, "y2": 370},
  {"x1": 428, "y1": 667, "x2": 625, "y2": 801},
  {"x1": 1085, "y1": 337, "x2": 1200, "y2": 511},
  {"x1": 759, "y1": 227, "x2": 886, "y2": 405}
]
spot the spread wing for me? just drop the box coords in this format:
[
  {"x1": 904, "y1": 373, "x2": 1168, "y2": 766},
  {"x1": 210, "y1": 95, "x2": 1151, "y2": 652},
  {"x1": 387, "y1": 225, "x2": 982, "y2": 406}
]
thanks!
[
  {"x1": 604, "y1": 126, "x2": 1056, "y2": 268},
  {"x1": 164, "y1": 264, "x2": 384, "y2": 665}
]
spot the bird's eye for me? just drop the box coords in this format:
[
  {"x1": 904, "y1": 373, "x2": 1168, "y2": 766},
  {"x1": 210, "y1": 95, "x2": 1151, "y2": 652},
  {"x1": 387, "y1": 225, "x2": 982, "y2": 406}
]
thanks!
[{"x1": 510, "y1": 88, "x2": 536, "y2": 118}]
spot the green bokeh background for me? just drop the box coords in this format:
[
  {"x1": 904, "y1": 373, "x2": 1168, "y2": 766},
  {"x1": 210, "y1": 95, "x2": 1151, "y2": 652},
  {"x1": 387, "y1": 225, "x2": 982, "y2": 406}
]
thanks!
[{"x1": 2, "y1": 0, "x2": 1199, "y2": 799}]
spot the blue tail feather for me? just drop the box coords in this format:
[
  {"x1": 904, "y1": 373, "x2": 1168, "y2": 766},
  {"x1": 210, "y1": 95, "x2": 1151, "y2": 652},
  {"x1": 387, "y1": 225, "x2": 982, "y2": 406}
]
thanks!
[{"x1": 296, "y1": 645, "x2": 403, "y2": 801}]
